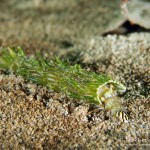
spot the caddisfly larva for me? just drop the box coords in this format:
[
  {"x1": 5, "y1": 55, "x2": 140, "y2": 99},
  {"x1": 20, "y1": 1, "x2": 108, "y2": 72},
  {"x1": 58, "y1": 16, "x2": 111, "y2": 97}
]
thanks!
[
  {"x1": 97, "y1": 82, "x2": 128, "y2": 122},
  {"x1": 0, "y1": 47, "x2": 128, "y2": 122}
]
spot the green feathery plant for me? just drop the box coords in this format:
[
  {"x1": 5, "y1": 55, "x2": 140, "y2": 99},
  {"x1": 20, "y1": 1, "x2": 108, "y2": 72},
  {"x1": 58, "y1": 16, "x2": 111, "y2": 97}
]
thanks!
[{"x1": 0, "y1": 47, "x2": 128, "y2": 122}]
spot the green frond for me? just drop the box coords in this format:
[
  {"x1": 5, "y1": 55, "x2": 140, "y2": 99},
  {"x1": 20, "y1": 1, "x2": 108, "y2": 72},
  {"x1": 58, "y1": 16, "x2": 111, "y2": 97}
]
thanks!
[{"x1": 0, "y1": 47, "x2": 123, "y2": 104}]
